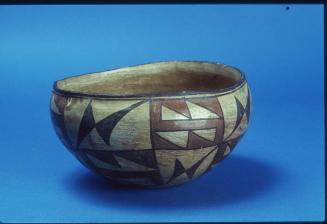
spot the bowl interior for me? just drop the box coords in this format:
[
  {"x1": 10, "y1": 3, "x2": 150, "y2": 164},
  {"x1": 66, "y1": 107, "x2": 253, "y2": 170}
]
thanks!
[{"x1": 55, "y1": 61, "x2": 243, "y2": 96}]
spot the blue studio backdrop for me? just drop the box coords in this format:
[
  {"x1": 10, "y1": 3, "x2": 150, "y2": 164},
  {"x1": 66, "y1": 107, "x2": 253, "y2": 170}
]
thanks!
[{"x1": 0, "y1": 4, "x2": 324, "y2": 222}]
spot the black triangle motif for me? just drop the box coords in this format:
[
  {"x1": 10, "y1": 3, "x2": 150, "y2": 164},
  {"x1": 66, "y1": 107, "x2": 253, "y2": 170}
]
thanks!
[
  {"x1": 185, "y1": 147, "x2": 217, "y2": 178},
  {"x1": 51, "y1": 111, "x2": 73, "y2": 149},
  {"x1": 113, "y1": 150, "x2": 158, "y2": 169},
  {"x1": 167, "y1": 147, "x2": 217, "y2": 183},
  {"x1": 235, "y1": 96, "x2": 245, "y2": 128},
  {"x1": 245, "y1": 88, "x2": 251, "y2": 123},
  {"x1": 95, "y1": 101, "x2": 145, "y2": 145},
  {"x1": 76, "y1": 101, "x2": 96, "y2": 148},
  {"x1": 185, "y1": 159, "x2": 204, "y2": 179},
  {"x1": 86, "y1": 150, "x2": 121, "y2": 168},
  {"x1": 211, "y1": 143, "x2": 227, "y2": 166},
  {"x1": 225, "y1": 97, "x2": 245, "y2": 140},
  {"x1": 168, "y1": 159, "x2": 187, "y2": 183}
]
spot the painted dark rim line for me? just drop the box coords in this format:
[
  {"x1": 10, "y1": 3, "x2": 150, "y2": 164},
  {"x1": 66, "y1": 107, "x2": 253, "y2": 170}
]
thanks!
[
  {"x1": 52, "y1": 81, "x2": 247, "y2": 101},
  {"x1": 53, "y1": 60, "x2": 247, "y2": 99}
]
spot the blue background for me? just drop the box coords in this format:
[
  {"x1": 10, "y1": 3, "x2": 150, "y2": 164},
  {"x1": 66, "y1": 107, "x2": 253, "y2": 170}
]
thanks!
[{"x1": 0, "y1": 4, "x2": 324, "y2": 222}]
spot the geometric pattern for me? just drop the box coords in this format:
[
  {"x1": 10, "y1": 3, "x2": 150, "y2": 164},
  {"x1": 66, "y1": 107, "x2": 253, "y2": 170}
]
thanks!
[
  {"x1": 77, "y1": 100, "x2": 146, "y2": 149},
  {"x1": 218, "y1": 83, "x2": 251, "y2": 140},
  {"x1": 150, "y1": 97, "x2": 224, "y2": 147},
  {"x1": 50, "y1": 82, "x2": 251, "y2": 187},
  {"x1": 154, "y1": 146, "x2": 217, "y2": 185}
]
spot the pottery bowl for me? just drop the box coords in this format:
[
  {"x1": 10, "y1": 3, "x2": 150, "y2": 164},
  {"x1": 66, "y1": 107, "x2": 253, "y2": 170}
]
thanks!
[{"x1": 50, "y1": 61, "x2": 251, "y2": 187}]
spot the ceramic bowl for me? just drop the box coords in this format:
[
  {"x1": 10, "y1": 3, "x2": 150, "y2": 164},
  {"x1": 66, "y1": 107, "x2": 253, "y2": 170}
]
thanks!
[{"x1": 50, "y1": 61, "x2": 251, "y2": 187}]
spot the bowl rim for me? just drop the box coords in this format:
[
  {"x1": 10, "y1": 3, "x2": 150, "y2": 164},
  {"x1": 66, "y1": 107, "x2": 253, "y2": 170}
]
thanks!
[{"x1": 52, "y1": 60, "x2": 246, "y2": 99}]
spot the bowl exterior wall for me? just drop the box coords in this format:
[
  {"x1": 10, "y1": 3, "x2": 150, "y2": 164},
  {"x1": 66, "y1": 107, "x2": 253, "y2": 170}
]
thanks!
[{"x1": 50, "y1": 82, "x2": 251, "y2": 187}]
